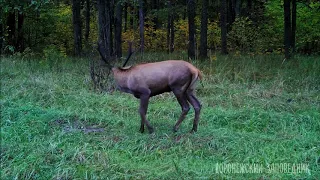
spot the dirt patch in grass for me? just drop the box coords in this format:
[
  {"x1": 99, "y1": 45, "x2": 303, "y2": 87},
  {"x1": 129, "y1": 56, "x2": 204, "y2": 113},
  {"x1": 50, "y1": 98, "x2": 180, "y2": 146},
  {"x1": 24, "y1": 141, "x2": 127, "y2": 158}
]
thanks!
[{"x1": 49, "y1": 118, "x2": 105, "y2": 134}]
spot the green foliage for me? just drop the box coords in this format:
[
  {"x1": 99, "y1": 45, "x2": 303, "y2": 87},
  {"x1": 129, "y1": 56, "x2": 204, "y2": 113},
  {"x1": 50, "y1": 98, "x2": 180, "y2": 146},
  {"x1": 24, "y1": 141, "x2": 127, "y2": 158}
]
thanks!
[
  {"x1": 1, "y1": 1, "x2": 98, "y2": 55},
  {"x1": 1, "y1": 0, "x2": 52, "y2": 53},
  {"x1": 11, "y1": 47, "x2": 37, "y2": 61},
  {"x1": 43, "y1": 45, "x2": 66, "y2": 71},
  {"x1": 1, "y1": 0, "x2": 50, "y2": 13},
  {"x1": 264, "y1": 1, "x2": 320, "y2": 54},
  {"x1": 262, "y1": 1, "x2": 284, "y2": 52},
  {"x1": 122, "y1": 18, "x2": 221, "y2": 52},
  {"x1": 207, "y1": 20, "x2": 221, "y2": 50},
  {"x1": 4, "y1": 45, "x2": 15, "y2": 54},
  {"x1": 228, "y1": 17, "x2": 262, "y2": 52},
  {"x1": 30, "y1": 4, "x2": 73, "y2": 54},
  {"x1": 295, "y1": 2, "x2": 320, "y2": 53},
  {"x1": 1, "y1": 55, "x2": 320, "y2": 179},
  {"x1": 145, "y1": 25, "x2": 168, "y2": 51},
  {"x1": 1, "y1": 0, "x2": 319, "y2": 55},
  {"x1": 174, "y1": 19, "x2": 189, "y2": 51}
]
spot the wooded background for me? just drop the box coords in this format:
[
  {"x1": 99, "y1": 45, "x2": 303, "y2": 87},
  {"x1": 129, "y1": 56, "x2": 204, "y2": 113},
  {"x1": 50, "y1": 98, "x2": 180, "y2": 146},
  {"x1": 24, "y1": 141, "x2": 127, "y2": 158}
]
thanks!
[
  {"x1": 1, "y1": 0, "x2": 319, "y2": 59},
  {"x1": 1, "y1": 1, "x2": 320, "y2": 179}
]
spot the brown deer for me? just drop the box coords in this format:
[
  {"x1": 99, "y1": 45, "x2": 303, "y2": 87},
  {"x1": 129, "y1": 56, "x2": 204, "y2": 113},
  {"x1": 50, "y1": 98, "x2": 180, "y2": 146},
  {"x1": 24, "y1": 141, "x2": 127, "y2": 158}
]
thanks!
[{"x1": 98, "y1": 45, "x2": 202, "y2": 134}]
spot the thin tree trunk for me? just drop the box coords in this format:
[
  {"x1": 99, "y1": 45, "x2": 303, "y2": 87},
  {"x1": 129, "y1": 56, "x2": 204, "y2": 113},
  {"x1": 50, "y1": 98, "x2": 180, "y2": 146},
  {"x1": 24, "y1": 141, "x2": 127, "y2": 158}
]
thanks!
[
  {"x1": 6, "y1": 11, "x2": 16, "y2": 52},
  {"x1": 106, "y1": 0, "x2": 111, "y2": 57},
  {"x1": 109, "y1": 0, "x2": 114, "y2": 55},
  {"x1": 199, "y1": 0, "x2": 208, "y2": 59},
  {"x1": 228, "y1": 0, "x2": 235, "y2": 26},
  {"x1": 130, "y1": 5, "x2": 134, "y2": 30},
  {"x1": 291, "y1": 0, "x2": 296, "y2": 54},
  {"x1": 98, "y1": 0, "x2": 111, "y2": 57},
  {"x1": 98, "y1": 0, "x2": 106, "y2": 44},
  {"x1": 235, "y1": 0, "x2": 241, "y2": 17},
  {"x1": 170, "y1": 9, "x2": 174, "y2": 53},
  {"x1": 284, "y1": 0, "x2": 291, "y2": 59},
  {"x1": 247, "y1": 0, "x2": 252, "y2": 17},
  {"x1": 85, "y1": 0, "x2": 90, "y2": 43},
  {"x1": 72, "y1": 0, "x2": 82, "y2": 56},
  {"x1": 17, "y1": 11, "x2": 25, "y2": 52},
  {"x1": 167, "y1": 1, "x2": 170, "y2": 53},
  {"x1": 115, "y1": 0, "x2": 123, "y2": 57},
  {"x1": 32, "y1": 10, "x2": 39, "y2": 48},
  {"x1": 247, "y1": 0, "x2": 252, "y2": 11},
  {"x1": 124, "y1": 2, "x2": 128, "y2": 32},
  {"x1": 139, "y1": 0, "x2": 144, "y2": 52},
  {"x1": 187, "y1": 0, "x2": 196, "y2": 59},
  {"x1": 167, "y1": 0, "x2": 174, "y2": 53},
  {"x1": 0, "y1": 22, "x2": 3, "y2": 55},
  {"x1": 183, "y1": 3, "x2": 187, "y2": 20},
  {"x1": 152, "y1": 0, "x2": 160, "y2": 30},
  {"x1": 221, "y1": 0, "x2": 228, "y2": 54}
]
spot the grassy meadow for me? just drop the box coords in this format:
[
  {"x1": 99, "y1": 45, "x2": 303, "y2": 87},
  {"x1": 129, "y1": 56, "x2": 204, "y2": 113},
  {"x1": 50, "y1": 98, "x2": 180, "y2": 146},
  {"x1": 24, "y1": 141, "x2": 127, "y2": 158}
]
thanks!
[{"x1": 1, "y1": 53, "x2": 320, "y2": 179}]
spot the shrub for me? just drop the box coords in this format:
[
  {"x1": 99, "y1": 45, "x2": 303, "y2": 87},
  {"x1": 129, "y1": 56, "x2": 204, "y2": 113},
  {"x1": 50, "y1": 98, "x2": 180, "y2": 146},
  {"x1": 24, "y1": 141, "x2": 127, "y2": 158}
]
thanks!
[{"x1": 228, "y1": 17, "x2": 262, "y2": 52}]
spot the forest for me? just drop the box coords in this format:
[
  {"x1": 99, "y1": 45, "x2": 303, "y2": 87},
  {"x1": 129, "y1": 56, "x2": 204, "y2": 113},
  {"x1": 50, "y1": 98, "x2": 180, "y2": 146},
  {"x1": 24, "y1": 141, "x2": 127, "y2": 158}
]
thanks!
[
  {"x1": 1, "y1": 0, "x2": 319, "y2": 57},
  {"x1": 1, "y1": 0, "x2": 320, "y2": 179}
]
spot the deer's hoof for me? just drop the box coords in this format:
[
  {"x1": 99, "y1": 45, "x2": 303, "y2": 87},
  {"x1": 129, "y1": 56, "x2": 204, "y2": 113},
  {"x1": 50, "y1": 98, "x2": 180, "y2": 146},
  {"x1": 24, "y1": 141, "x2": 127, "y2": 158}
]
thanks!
[
  {"x1": 173, "y1": 127, "x2": 178, "y2": 132},
  {"x1": 148, "y1": 127, "x2": 154, "y2": 134},
  {"x1": 139, "y1": 128, "x2": 144, "y2": 133}
]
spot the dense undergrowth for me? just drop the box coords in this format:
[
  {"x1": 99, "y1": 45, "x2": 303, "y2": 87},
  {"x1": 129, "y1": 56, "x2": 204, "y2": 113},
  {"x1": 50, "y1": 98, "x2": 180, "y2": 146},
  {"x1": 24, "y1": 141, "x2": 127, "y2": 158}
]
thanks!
[{"x1": 1, "y1": 53, "x2": 319, "y2": 179}]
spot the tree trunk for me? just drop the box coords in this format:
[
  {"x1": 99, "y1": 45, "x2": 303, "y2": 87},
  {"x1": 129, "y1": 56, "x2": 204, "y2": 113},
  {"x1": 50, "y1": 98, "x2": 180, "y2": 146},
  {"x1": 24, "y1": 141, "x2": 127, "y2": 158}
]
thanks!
[
  {"x1": 235, "y1": 0, "x2": 241, "y2": 17},
  {"x1": 130, "y1": 5, "x2": 134, "y2": 30},
  {"x1": 170, "y1": 9, "x2": 174, "y2": 53},
  {"x1": 72, "y1": 0, "x2": 82, "y2": 56},
  {"x1": 284, "y1": 0, "x2": 291, "y2": 59},
  {"x1": 199, "y1": 0, "x2": 208, "y2": 59},
  {"x1": 291, "y1": 0, "x2": 296, "y2": 53},
  {"x1": 6, "y1": 11, "x2": 16, "y2": 53},
  {"x1": 0, "y1": 22, "x2": 3, "y2": 55},
  {"x1": 98, "y1": 0, "x2": 106, "y2": 45},
  {"x1": 247, "y1": 0, "x2": 252, "y2": 11},
  {"x1": 85, "y1": 0, "x2": 90, "y2": 43},
  {"x1": 228, "y1": 0, "x2": 235, "y2": 27},
  {"x1": 187, "y1": 0, "x2": 196, "y2": 59},
  {"x1": 167, "y1": 0, "x2": 174, "y2": 53},
  {"x1": 109, "y1": 0, "x2": 114, "y2": 55},
  {"x1": 246, "y1": 0, "x2": 252, "y2": 17},
  {"x1": 115, "y1": 0, "x2": 123, "y2": 58},
  {"x1": 221, "y1": 0, "x2": 228, "y2": 54},
  {"x1": 152, "y1": 0, "x2": 160, "y2": 30},
  {"x1": 17, "y1": 11, "x2": 25, "y2": 52},
  {"x1": 124, "y1": 2, "x2": 128, "y2": 32},
  {"x1": 139, "y1": 0, "x2": 145, "y2": 52},
  {"x1": 167, "y1": 1, "x2": 170, "y2": 53},
  {"x1": 98, "y1": 0, "x2": 111, "y2": 58}
]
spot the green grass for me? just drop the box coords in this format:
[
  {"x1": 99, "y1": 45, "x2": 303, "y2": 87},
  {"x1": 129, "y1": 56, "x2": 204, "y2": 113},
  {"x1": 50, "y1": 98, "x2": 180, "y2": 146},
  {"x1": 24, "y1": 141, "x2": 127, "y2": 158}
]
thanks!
[{"x1": 1, "y1": 54, "x2": 319, "y2": 179}]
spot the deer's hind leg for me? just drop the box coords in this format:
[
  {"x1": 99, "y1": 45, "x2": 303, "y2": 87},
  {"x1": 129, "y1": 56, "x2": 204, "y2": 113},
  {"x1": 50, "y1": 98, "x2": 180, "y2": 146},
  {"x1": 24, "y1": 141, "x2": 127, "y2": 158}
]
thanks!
[
  {"x1": 172, "y1": 89, "x2": 190, "y2": 132},
  {"x1": 186, "y1": 89, "x2": 201, "y2": 132}
]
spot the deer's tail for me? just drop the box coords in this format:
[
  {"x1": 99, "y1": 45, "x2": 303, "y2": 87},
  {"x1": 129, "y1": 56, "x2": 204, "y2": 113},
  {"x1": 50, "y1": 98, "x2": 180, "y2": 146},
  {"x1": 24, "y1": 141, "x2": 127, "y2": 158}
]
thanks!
[{"x1": 187, "y1": 64, "x2": 203, "y2": 91}]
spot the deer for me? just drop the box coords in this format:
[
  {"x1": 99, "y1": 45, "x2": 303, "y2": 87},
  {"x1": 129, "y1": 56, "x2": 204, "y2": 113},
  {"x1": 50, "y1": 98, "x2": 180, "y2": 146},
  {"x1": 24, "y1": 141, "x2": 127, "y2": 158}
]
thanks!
[{"x1": 97, "y1": 43, "x2": 202, "y2": 134}]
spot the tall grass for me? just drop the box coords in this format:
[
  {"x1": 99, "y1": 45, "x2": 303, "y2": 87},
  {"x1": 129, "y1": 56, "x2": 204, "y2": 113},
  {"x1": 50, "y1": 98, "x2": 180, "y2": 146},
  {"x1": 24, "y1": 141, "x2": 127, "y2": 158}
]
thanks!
[{"x1": 1, "y1": 54, "x2": 319, "y2": 179}]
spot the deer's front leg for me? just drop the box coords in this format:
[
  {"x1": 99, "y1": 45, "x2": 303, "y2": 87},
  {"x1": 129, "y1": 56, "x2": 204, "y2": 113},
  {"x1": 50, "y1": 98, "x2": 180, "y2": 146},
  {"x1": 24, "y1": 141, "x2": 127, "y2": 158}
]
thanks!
[{"x1": 138, "y1": 92, "x2": 154, "y2": 134}]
